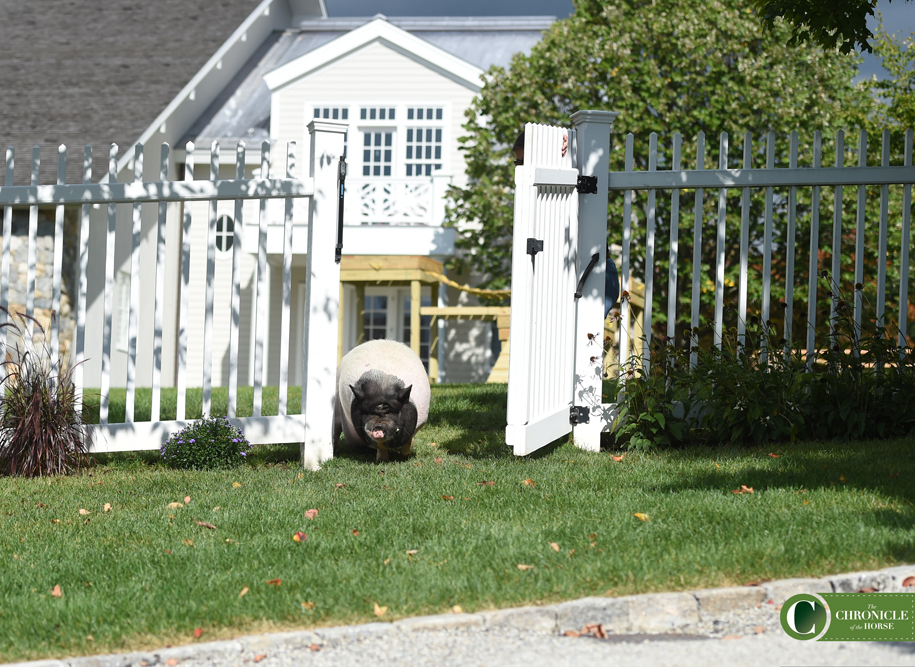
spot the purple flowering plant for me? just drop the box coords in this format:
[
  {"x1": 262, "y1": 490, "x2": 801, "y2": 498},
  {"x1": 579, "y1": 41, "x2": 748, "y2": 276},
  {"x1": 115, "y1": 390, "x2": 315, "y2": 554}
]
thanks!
[{"x1": 159, "y1": 415, "x2": 253, "y2": 470}]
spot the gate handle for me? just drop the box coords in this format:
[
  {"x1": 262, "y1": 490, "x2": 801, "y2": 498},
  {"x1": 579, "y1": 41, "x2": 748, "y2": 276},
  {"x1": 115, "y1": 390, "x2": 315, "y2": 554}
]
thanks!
[
  {"x1": 335, "y1": 156, "x2": 346, "y2": 264},
  {"x1": 574, "y1": 253, "x2": 600, "y2": 299}
]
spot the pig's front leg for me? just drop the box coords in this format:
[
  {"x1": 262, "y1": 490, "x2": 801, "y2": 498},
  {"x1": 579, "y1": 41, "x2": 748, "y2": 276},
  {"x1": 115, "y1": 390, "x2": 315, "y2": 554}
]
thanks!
[{"x1": 376, "y1": 448, "x2": 390, "y2": 462}]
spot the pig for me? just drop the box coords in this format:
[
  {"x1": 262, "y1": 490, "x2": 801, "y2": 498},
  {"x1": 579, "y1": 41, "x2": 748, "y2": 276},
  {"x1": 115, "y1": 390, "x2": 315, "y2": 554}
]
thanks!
[{"x1": 334, "y1": 339, "x2": 431, "y2": 461}]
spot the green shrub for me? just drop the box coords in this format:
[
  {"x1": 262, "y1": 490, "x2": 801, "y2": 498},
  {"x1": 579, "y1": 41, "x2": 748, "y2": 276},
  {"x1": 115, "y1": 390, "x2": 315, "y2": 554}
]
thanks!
[
  {"x1": 0, "y1": 308, "x2": 91, "y2": 477},
  {"x1": 159, "y1": 415, "x2": 252, "y2": 470},
  {"x1": 607, "y1": 277, "x2": 915, "y2": 449}
]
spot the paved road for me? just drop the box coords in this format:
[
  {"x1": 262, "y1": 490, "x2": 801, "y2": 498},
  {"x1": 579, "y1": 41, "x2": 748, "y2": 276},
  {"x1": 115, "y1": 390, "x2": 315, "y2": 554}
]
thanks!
[{"x1": 180, "y1": 627, "x2": 915, "y2": 667}]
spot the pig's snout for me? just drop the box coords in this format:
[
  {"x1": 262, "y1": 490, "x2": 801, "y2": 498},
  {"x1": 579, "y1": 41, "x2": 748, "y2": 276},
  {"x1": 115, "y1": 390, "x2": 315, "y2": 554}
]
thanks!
[{"x1": 363, "y1": 416, "x2": 401, "y2": 445}]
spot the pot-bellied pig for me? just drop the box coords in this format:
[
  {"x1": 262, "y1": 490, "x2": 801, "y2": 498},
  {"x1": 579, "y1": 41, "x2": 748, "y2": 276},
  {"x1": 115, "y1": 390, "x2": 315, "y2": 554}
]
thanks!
[{"x1": 334, "y1": 339, "x2": 431, "y2": 461}]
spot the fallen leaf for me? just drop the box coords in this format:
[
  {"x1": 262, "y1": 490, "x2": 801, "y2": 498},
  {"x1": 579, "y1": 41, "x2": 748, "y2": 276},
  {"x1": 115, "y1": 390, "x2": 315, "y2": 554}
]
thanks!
[
  {"x1": 434, "y1": 458, "x2": 444, "y2": 464},
  {"x1": 183, "y1": 539, "x2": 194, "y2": 547},
  {"x1": 184, "y1": 496, "x2": 191, "y2": 504},
  {"x1": 406, "y1": 549, "x2": 419, "y2": 556},
  {"x1": 857, "y1": 587, "x2": 877, "y2": 593},
  {"x1": 795, "y1": 489, "x2": 807, "y2": 494},
  {"x1": 305, "y1": 509, "x2": 319, "y2": 520},
  {"x1": 429, "y1": 442, "x2": 437, "y2": 447},
  {"x1": 767, "y1": 453, "x2": 780, "y2": 458},
  {"x1": 722, "y1": 635, "x2": 741, "y2": 641},
  {"x1": 352, "y1": 529, "x2": 360, "y2": 536},
  {"x1": 453, "y1": 605, "x2": 463, "y2": 614},
  {"x1": 301, "y1": 601, "x2": 316, "y2": 610},
  {"x1": 195, "y1": 521, "x2": 217, "y2": 530},
  {"x1": 549, "y1": 542, "x2": 560, "y2": 552},
  {"x1": 755, "y1": 626, "x2": 766, "y2": 634},
  {"x1": 476, "y1": 480, "x2": 495, "y2": 486},
  {"x1": 414, "y1": 462, "x2": 422, "y2": 466},
  {"x1": 633, "y1": 513, "x2": 651, "y2": 522},
  {"x1": 611, "y1": 454, "x2": 626, "y2": 462},
  {"x1": 35, "y1": 502, "x2": 45, "y2": 508},
  {"x1": 168, "y1": 502, "x2": 184, "y2": 509},
  {"x1": 522, "y1": 479, "x2": 535, "y2": 487},
  {"x1": 373, "y1": 602, "x2": 388, "y2": 617},
  {"x1": 334, "y1": 483, "x2": 345, "y2": 489},
  {"x1": 714, "y1": 463, "x2": 720, "y2": 468},
  {"x1": 902, "y1": 576, "x2": 915, "y2": 587},
  {"x1": 193, "y1": 628, "x2": 204, "y2": 639},
  {"x1": 839, "y1": 475, "x2": 847, "y2": 483},
  {"x1": 384, "y1": 558, "x2": 391, "y2": 565},
  {"x1": 588, "y1": 533, "x2": 597, "y2": 540},
  {"x1": 253, "y1": 654, "x2": 267, "y2": 663},
  {"x1": 165, "y1": 549, "x2": 173, "y2": 554},
  {"x1": 293, "y1": 531, "x2": 307, "y2": 543},
  {"x1": 239, "y1": 586, "x2": 249, "y2": 597},
  {"x1": 85, "y1": 581, "x2": 91, "y2": 587},
  {"x1": 78, "y1": 508, "x2": 90, "y2": 515},
  {"x1": 165, "y1": 660, "x2": 178, "y2": 666},
  {"x1": 232, "y1": 482, "x2": 242, "y2": 488},
  {"x1": 564, "y1": 630, "x2": 580, "y2": 637},
  {"x1": 103, "y1": 503, "x2": 112, "y2": 513},
  {"x1": 804, "y1": 499, "x2": 810, "y2": 505},
  {"x1": 213, "y1": 506, "x2": 221, "y2": 512},
  {"x1": 308, "y1": 644, "x2": 322, "y2": 652},
  {"x1": 442, "y1": 495, "x2": 454, "y2": 501},
  {"x1": 890, "y1": 472, "x2": 900, "y2": 478},
  {"x1": 225, "y1": 539, "x2": 237, "y2": 544},
  {"x1": 265, "y1": 578, "x2": 282, "y2": 586},
  {"x1": 51, "y1": 584, "x2": 62, "y2": 598},
  {"x1": 731, "y1": 485, "x2": 754, "y2": 494},
  {"x1": 51, "y1": 519, "x2": 60, "y2": 524},
  {"x1": 517, "y1": 563, "x2": 535, "y2": 570},
  {"x1": 581, "y1": 623, "x2": 607, "y2": 639}
]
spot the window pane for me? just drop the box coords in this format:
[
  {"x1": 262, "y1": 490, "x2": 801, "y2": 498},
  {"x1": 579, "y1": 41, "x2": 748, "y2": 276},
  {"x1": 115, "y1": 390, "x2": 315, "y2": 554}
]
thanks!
[{"x1": 436, "y1": 108, "x2": 442, "y2": 120}]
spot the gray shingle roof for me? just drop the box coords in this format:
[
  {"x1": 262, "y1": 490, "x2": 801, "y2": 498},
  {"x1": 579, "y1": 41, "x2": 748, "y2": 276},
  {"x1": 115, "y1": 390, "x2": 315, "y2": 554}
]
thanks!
[{"x1": 0, "y1": 0, "x2": 265, "y2": 185}]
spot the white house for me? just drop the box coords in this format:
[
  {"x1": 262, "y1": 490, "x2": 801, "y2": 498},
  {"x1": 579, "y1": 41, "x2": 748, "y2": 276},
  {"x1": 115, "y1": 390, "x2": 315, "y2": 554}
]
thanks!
[{"x1": 78, "y1": 0, "x2": 553, "y2": 392}]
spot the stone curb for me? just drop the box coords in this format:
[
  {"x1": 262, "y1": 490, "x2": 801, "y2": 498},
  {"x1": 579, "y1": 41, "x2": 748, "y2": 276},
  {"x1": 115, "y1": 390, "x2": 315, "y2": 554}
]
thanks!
[{"x1": 6, "y1": 564, "x2": 913, "y2": 667}]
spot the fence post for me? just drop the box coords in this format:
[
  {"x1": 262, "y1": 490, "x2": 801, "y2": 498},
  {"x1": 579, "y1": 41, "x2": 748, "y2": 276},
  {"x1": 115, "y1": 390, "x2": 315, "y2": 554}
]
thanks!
[
  {"x1": 301, "y1": 119, "x2": 347, "y2": 470},
  {"x1": 570, "y1": 110, "x2": 617, "y2": 452}
]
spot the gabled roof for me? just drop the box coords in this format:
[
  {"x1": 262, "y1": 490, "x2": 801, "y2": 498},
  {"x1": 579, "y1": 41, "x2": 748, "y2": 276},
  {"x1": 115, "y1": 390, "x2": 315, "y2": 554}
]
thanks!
[
  {"x1": 185, "y1": 15, "x2": 552, "y2": 147},
  {"x1": 263, "y1": 16, "x2": 486, "y2": 92}
]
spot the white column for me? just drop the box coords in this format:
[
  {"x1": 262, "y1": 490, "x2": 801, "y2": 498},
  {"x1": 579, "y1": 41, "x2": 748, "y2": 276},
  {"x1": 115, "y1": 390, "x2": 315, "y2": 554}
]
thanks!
[
  {"x1": 570, "y1": 110, "x2": 617, "y2": 452},
  {"x1": 301, "y1": 119, "x2": 347, "y2": 469}
]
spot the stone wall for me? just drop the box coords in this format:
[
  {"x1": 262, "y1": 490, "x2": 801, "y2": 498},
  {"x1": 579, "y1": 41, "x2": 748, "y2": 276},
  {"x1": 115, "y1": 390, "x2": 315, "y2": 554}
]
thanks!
[{"x1": 2, "y1": 207, "x2": 79, "y2": 367}]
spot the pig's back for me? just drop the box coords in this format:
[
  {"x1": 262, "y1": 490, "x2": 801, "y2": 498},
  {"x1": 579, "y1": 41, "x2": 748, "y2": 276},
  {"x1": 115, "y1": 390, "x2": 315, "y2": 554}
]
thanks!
[{"x1": 336, "y1": 339, "x2": 431, "y2": 430}]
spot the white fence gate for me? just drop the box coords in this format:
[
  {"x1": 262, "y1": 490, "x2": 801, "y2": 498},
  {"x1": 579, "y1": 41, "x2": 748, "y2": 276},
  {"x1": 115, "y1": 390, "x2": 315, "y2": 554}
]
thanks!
[
  {"x1": 505, "y1": 112, "x2": 616, "y2": 455},
  {"x1": 0, "y1": 120, "x2": 347, "y2": 469},
  {"x1": 507, "y1": 111, "x2": 914, "y2": 456}
]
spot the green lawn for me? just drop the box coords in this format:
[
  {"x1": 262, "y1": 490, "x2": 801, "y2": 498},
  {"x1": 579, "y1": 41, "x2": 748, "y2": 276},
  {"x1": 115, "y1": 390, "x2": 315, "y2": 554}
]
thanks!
[{"x1": 1, "y1": 383, "x2": 913, "y2": 662}]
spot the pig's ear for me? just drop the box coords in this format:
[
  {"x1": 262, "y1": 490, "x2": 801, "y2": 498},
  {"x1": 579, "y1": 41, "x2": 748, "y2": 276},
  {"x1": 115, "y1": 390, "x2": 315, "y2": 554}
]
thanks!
[
  {"x1": 350, "y1": 384, "x2": 364, "y2": 400},
  {"x1": 397, "y1": 384, "x2": 413, "y2": 403}
]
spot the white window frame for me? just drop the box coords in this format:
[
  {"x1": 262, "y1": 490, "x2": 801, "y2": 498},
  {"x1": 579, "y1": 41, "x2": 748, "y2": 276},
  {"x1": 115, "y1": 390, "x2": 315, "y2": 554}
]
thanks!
[{"x1": 307, "y1": 102, "x2": 451, "y2": 179}]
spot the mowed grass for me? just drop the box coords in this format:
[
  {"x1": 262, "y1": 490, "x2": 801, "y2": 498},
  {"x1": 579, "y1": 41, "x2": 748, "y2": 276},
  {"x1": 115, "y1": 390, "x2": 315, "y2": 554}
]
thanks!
[{"x1": 2, "y1": 383, "x2": 914, "y2": 662}]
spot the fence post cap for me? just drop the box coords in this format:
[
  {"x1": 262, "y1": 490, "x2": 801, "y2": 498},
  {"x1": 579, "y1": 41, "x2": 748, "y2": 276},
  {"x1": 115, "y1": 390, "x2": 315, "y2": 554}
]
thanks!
[{"x1": 570, "y1": 110, "x2": 619, "y2": 127}]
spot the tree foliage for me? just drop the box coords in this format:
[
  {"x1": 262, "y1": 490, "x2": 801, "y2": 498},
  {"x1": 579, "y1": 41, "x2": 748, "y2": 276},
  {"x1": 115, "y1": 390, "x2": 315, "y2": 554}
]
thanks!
[
  {"x1": 872, "y1": 23, "x2": 915, "y2": 129},
  {"x1": 749, "y1": 0, "x2": 911, "y2": 54},
  {"x1": 446, "y1": 0, "x2": 872, "y2": 306}
]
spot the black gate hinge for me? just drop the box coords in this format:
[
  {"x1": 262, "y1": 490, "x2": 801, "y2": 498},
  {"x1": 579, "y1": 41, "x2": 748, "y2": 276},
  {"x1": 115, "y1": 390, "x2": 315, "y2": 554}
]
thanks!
[
  {"x1": 576, "y1": 174, "x2": 597, "y2": 194},
  {"x1": 570, "y1": 405, "x2": 590, "y2": 425}
]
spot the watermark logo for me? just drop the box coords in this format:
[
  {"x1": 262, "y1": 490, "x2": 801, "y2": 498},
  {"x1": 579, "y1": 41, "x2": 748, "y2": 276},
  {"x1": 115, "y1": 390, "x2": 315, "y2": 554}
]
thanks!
[
  {"x1": 780, "y1": 593, "x2": 830, "y2": 641},
  {"x1": 780, "y1": 592, "x2": 914, "y2": 642}
]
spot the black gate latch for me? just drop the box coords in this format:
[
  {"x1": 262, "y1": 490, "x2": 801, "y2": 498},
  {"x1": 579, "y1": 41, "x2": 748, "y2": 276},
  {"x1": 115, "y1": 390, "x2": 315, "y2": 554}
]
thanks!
[
  {"x1": 527, "y1": 237, "x2": 543, "y2": 269},
  {"x1": 335, "y1": 155, "x2": 346, "y2": 264},
  {"x1": 577, "y1": 175, "x2": 597, "y2": 194},
  {"x1": 570, "y1": 405, "x2": 590, "y2": 425}
]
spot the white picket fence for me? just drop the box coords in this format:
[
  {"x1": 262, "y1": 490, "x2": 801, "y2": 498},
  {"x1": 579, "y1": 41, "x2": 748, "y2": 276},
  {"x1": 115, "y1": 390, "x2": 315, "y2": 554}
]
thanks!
[
  {"x1": 507, "y1": 114, "x2": 914, "y2": 456},
  {"x1": 0, "y1": 120, "x2": 347, "y2": 469}
]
